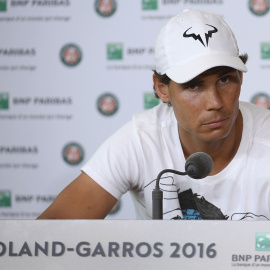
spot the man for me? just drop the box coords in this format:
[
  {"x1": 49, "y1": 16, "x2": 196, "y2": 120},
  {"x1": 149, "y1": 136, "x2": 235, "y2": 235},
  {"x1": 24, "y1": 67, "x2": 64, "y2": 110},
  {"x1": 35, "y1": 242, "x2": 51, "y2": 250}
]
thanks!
[{"x1": 38, "y1": 9, "x2": 270, "y2": 221}]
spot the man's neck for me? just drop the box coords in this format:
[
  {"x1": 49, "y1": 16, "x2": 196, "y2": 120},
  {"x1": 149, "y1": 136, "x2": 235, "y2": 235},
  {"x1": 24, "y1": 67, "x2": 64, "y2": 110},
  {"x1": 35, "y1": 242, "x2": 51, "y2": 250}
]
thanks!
[{"x1": 180, "y1": 111, "x2": 243, "y2": 176}]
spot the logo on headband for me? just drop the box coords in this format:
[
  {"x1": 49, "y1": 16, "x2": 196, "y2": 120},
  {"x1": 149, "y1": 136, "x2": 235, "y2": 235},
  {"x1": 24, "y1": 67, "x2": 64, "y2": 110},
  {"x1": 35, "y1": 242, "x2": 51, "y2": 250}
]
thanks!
[{"x1": 183, "y1": 24, "x2": 218, "y2": 47}]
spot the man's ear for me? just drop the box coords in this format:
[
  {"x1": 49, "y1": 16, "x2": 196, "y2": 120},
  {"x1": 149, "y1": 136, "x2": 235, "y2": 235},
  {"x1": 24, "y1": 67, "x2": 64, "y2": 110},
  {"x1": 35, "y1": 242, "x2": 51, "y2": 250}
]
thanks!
[
  {"x1": 153, "y1": 74, "x2": 170, "y2": 103},
  {"x1": 239, "y1": 71, "x2": 243, "y2": 85}
]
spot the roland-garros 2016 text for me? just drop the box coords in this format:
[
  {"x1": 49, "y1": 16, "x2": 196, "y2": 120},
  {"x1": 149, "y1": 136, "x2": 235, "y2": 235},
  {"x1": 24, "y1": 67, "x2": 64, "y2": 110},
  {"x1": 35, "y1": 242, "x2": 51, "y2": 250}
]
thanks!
[{"x1": 0, "y1": 241, "x2": 217, "y2": 258}]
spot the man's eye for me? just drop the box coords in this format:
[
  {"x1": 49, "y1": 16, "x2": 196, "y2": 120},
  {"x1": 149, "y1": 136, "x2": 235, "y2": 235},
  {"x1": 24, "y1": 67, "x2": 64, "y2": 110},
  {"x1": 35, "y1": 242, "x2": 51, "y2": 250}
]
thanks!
[
  {"x1": 188, "y1": 85, "x2": 198, "y2": 90},
  {"x1": 220, "y1": 76, "x2": 229, "y2": 83}
]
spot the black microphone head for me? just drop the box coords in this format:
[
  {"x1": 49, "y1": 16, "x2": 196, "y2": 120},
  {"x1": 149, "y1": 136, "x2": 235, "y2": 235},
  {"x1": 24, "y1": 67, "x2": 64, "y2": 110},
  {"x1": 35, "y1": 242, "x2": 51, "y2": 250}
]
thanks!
[{"x1": 185, "y1": 152, "x2": 213, "y2": 179}]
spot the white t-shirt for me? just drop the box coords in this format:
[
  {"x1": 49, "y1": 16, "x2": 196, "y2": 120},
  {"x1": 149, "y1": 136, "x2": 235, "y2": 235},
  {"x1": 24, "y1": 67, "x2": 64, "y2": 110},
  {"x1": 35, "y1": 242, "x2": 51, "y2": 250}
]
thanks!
[{"x1": 82, "y1": 101, "x2": 270, "y2": 221}]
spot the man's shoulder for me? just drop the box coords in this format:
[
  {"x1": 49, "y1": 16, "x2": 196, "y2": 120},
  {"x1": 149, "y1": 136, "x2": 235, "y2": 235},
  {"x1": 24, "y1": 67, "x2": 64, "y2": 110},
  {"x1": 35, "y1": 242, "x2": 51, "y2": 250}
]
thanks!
[
  {"x1": 240, "y1": 101, "x2": 270, "y2": 123},
  {"x1": 240, "y1": 101, "x2": 270, "y2": 146},
  {"x1": 132, "y1": 103, "x2": 174, "y2": 129},
  {"x1": 240, "y1": 100, "x2": 270, "y2": 113}
]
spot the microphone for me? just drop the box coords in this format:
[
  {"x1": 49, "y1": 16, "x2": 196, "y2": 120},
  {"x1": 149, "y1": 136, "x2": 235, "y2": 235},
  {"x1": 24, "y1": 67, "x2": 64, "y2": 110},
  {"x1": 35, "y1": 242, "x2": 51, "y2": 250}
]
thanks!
[
  {"x1": 152, "y1": 152, "x2": 213, "y2": 219},
  {"x1": 185, "y1": 152, "x2": 213, "y2": 179}
]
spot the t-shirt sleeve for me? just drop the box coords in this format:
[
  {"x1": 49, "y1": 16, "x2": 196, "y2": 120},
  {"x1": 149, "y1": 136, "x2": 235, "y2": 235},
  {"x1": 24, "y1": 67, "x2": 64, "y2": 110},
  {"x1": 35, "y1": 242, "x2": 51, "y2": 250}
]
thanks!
[{"x1": 81, "y1": 121, "x2": 144, "y2": 200}]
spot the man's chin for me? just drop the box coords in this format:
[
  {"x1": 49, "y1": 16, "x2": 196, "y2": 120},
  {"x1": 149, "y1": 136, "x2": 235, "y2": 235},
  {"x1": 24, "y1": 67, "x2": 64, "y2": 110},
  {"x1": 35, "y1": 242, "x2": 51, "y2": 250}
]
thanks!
[{"x1": 199, "y1": 128, "x2": 232, "y2": 143}]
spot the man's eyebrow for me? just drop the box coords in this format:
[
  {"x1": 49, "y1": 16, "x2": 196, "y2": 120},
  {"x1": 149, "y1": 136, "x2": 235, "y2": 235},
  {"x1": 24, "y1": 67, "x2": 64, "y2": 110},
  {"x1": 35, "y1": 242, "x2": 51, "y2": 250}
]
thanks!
[
  {"x1": 179, "y1": 78, "x2": 204, "y2": 88},
  {"x1": 218, "y1": 68, "x2": 236, "y2": 77},
  {"x1": 179, "y1": 68, "x2": 237, "y2": 87}
]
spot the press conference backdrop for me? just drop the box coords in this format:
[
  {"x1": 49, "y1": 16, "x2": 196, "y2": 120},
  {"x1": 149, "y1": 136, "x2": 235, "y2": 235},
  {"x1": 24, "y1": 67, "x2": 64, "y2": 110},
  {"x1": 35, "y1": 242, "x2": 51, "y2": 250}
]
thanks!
[{"x1": 0, "y1": 0, "x2": 270, "y2": 220}]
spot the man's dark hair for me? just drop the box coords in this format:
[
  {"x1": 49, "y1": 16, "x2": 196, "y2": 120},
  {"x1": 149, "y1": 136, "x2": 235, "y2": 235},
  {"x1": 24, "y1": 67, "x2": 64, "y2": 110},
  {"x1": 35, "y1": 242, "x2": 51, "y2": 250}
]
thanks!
[{"x1": 153, "y1": 53, "x2": 248, "y2": 106}]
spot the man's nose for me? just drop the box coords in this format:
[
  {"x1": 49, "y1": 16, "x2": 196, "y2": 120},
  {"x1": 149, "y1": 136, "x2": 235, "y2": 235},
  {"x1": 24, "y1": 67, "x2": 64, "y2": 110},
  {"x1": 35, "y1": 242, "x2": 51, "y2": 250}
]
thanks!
[{"x1": 205, "y1": 86, "x2": 223, "y2": 111}]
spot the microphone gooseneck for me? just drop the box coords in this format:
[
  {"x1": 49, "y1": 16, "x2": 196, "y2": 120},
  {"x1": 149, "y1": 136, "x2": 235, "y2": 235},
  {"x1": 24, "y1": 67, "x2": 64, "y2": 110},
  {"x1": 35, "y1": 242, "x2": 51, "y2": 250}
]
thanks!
[
  {"x1": 152, "y1": 169, "x2": 187, "y2": 220},
  {"x1": 152, "y1": 152, "x2": 213, "y2": 220}
]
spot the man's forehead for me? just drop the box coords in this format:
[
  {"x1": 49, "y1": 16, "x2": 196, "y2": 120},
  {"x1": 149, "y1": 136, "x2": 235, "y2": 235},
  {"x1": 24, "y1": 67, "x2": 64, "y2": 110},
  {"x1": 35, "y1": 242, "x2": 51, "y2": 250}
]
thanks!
[
  {"x1": 193, "y1": 66, "x2": 237, "y2": 80},
  {"x1": 177, "y1": 66, "x2": 238, "y2": 86}
]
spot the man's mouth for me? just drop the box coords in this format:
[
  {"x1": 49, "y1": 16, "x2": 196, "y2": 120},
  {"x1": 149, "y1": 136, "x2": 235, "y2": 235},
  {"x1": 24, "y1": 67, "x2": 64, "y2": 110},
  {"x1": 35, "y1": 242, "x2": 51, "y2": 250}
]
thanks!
[{"x1": 202, "y1": 117, "x2": 229, "y2": 128}]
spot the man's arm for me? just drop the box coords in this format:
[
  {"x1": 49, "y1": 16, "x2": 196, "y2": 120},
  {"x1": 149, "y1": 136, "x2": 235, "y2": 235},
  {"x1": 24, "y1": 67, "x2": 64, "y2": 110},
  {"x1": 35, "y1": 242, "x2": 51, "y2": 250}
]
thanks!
[{"x1": 37, "y1": 172, "x2": 117, "y2": 219}]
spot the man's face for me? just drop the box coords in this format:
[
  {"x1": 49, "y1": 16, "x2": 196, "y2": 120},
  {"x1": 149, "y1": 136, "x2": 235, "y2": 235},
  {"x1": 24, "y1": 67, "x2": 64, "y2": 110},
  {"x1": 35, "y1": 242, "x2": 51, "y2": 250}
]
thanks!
[{"x1": 164, "y1": 68, "x2": 243, "y2": 143}]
